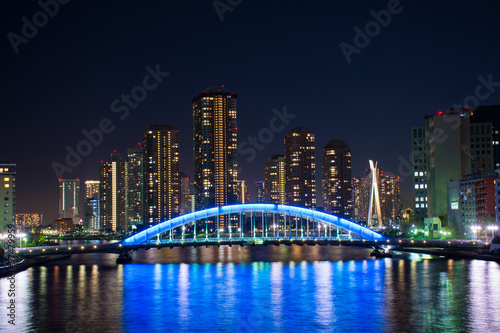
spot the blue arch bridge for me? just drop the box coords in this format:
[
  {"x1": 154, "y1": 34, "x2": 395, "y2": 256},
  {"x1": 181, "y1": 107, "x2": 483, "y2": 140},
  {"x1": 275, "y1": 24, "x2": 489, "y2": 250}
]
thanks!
[{"x1": 14, "y1": 204, "x2": 485, "y2": 260}]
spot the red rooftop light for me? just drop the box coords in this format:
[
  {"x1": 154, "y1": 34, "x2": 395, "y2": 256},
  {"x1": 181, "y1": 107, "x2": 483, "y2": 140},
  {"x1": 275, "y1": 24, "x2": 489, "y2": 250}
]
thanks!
[{"x1": 437, "y1": 111, "x2": 443, "y2": 116}]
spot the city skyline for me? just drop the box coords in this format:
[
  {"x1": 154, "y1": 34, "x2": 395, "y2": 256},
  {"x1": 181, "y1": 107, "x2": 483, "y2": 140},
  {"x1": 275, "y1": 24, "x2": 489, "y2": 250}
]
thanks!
[{"x1": 1, "y1": 1, "x2": 500, "y2": 224}]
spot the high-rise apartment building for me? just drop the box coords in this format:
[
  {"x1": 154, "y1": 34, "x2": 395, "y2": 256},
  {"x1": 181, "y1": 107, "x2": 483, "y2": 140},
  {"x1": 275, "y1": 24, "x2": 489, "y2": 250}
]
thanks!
[
  {"x1": 0, "y1": 163, "x2": 15, "y2": 231},
  {"x1": 412, "y1": 108, "x2": 472, "y2": 219},
  {"x1": 180, "y1": 172, "x2": 195, "y2": 215},
  {"x1": 127, "y1": 144, "x2": 144, "y2": 226},
  {"x1": 321, "y1": 140, "x2": 352, "y2": 217},
  {"x1": 284, "y1": 127, "x2": 316, "y2": 208},
  {"x1": 264, "y1": 154, "x2": 286, "y2": 204},
  {"x1": 58, "y1": 179, "x2": 80, "y2": 222},
  {"x1": 85, "y1": 180, "x2": 100, "y2": 199},
  {"x1": 411, "y1": 126, "x2": 428, "y2": 220},
  {"x1": 143, "y1": 126, "x2": 180, "y2": 224},
  {"x1": 255, "y1": 181, "x2": 265, "y2": 203},
  {"x1": 470, "y1": 105, "x2": 500, "y2": 171},
  {"x1": 83, "y1": 180, "x2": 100, "y2": 230},
  {"x1": 100, "y1": 152, "x2": 127, "y2": 232},
  {"x1": 193, "y1": 87, "x2": 238, "y2": 227}
]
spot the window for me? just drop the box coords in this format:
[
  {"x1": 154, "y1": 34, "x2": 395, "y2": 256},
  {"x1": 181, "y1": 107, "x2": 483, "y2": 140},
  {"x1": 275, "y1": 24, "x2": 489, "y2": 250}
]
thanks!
[{"x1": 451, "y1": 202, "x2": 459, "y2": 210}]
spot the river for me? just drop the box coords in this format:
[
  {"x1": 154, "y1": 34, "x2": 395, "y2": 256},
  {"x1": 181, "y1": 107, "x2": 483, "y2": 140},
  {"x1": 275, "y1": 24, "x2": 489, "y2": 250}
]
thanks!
[{"x1": 1, "y1": 241, "x2": 500, "y2": 332}]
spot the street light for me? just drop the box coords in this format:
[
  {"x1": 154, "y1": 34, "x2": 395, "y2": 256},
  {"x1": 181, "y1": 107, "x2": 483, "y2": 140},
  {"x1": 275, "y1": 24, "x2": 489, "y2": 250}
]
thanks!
[
  {"x1": 487, "y1": 225, "x2": 499, "y2": 239},
  {"x1": 470, "y1": 225, "x2": 482, "y2": 240}
]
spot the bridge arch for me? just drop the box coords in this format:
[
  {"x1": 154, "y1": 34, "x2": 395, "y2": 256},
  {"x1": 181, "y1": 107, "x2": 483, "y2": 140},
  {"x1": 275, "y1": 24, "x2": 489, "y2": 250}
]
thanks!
[{"x1": 122, "y1": 204, "x2": 385, "y2": 245}]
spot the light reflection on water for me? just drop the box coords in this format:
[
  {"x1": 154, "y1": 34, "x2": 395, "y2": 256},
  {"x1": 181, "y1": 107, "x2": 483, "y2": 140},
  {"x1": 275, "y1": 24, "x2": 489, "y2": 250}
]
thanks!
[{"x1": 0, "y1": 243, "x2": 499, "y2": 332}]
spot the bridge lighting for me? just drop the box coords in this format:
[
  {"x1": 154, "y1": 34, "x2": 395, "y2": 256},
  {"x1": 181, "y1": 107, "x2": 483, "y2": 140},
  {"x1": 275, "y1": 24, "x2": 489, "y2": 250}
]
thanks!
[
  {"x1": 81, "y1": 246, "x2": 84, "y2": 249},
  {"x1": 68, "y1": 247, "x2": 71, "y2": 250},
  {"x1": 55, "y1": 248, "x2": 58, "y2": 251},
  {"x1": 94, "y1": 245, "x2": 97, "y2": 249},
  {"x1": 42, "y1": 249, "x2": 45, "y2": 251}
]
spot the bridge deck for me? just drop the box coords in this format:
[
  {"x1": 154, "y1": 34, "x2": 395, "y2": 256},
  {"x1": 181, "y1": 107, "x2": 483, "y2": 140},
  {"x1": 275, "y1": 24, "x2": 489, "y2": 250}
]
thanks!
[{"x1": 14, "y1": 237, "x2": 487, "y2": 257}]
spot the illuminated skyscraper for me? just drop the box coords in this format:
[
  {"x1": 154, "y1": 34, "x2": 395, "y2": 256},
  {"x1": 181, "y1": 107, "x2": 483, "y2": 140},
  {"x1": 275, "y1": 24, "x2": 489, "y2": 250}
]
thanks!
[
  {"x1": 0, "y1": 163, "x2": 16, "y2": 231},
  {"x1": 284, "y1": 127, "x2": 316, "y2": 208},
  {"x1": 58, "y1": 179, "x2": 80, "y2": 222},
  {"x1": 127, "y1": 144, "x2": 144, "y2": 226},
  {"x1": 193, "y1": 87, "x2": 238, "y2": 228},
  {"x1": 143, "y1": 125, "x2": 180, "y2": 225},
  {"x1": 85, "y1": 180, "x2": 100, "y2": 199},
  {"x1": 84, "y1": 180, "x2": 100, "y2": 230},
  {"x1": 100, "y1": 152, "x2": 127, "y2": 232},
  {"x1": 180, "y1": 172, "x2": 195, "y2": 214},
  {"x1": 321, "y1": 140, "x2": 352, "y2": 217},
  {"x1": 256, "y1": 181, "x2": 265, "y2": 203},
  {"x1": 264, "y1": 154, "x2": 285, "y2": 204}
]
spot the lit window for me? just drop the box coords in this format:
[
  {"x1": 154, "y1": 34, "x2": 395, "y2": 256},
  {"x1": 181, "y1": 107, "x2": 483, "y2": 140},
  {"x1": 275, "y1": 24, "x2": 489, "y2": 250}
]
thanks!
[
  {"x1": 3, "y1": 178, "x2": 8, "y2": 181},
  {"x1": 451, "y1": 202, "x2": 458, "y2": 210},
  {"x1": 4, "y1": 184, "x2": 9, "y2": 188}
]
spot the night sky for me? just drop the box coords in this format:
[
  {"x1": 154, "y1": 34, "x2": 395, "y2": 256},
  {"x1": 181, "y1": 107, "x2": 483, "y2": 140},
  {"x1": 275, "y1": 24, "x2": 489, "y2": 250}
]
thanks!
[{"x1": 1, "y1": 0, "x2": 499, "y2": 224}]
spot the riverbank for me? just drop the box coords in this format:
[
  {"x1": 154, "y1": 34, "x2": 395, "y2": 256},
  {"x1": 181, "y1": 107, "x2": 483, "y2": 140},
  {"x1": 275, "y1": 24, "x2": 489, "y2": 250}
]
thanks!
[{"x1": 0, "y1": 254, "x2": 71, "y2": 278}]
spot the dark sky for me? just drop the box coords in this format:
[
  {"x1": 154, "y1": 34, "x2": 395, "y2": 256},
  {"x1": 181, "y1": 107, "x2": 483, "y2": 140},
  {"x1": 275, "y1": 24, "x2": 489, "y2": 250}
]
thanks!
[{"x1": 1, "y1": 0, "x2": 500, "y2": 224}]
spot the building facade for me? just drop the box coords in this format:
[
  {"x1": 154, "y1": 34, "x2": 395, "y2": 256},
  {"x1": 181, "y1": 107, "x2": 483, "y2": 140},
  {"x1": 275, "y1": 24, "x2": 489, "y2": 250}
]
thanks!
[
  {"x1": 411, "y1": 126, "x2": 428, "y2": 220},
  {"x1": 0, "y1": 163, "x2": 15, "y2": 231},
  {"x1": 256, "y1": 181, "x2": 265, "y2": 203},
  {"x1": 470, "y1": 105, "x2": 500, "y2": 171},
  {"x1": 100, "y1": 152, "x2": 127, "y2": 232},
  {"x1": 447, "y1": 174, "x2": 496, "y2": 237},
  {"x1": 413, "y1": 106, "x2": 500, "y2": 220},
  {"x1": 321, "y1": 140, "x2": 352, "y2": 217},
  {"x1": 143, "y1": 126, "x2": 180, "y2": 225},
  {"x1": 284, "y1": 127, "x2": 316, "y2": 208},
  {"x1": 193, "y1": 87, "x2": 238, "y2": 228},
  {"x1": 180, "y1": 172, "x2": 195, "y2": 215},
  {"x1": 58, "y1": 179, "x2": 80, "y2": 222},
  {"x1": 264, "y1": 154, "x2": 286, "y2": 204},
  {"x1": 127, "y1": 144, "x2": 144, "y2": 226},
  {"x1": 83, "y1": 180, "x2": 100, "y2": 230},
  {"x1": 15, "y1": 213, "x2": 42, "y2": 231}
]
